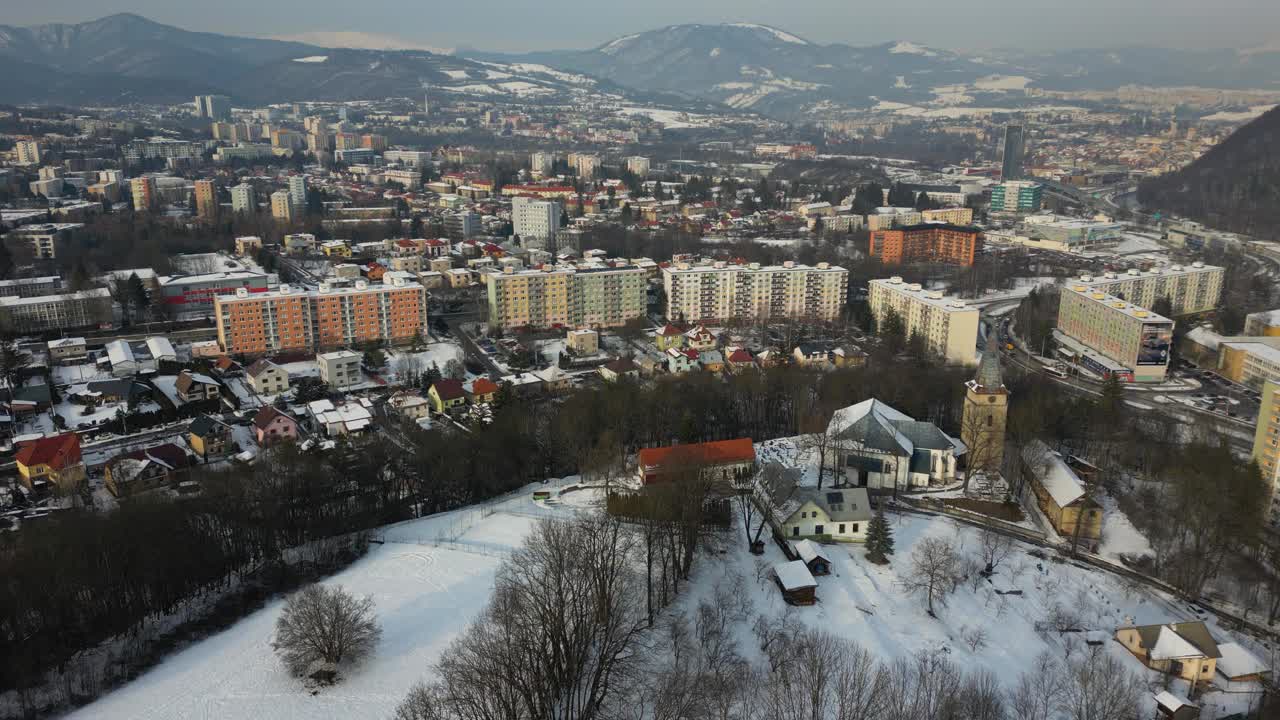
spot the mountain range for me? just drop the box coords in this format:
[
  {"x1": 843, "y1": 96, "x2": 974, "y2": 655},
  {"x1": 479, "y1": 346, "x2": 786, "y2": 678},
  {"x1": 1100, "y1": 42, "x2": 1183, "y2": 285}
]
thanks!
[{"x1": 2, "y1": 14, "x2": 1279, "y2": 119}]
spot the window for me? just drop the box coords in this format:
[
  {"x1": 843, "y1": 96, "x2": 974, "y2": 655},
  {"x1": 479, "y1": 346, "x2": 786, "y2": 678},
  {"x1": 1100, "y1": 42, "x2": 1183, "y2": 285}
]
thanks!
[
  {"x1": 814, "y1": 525, "x2": 824, "y2": 535},
  {"x1": 838, "y1": 524, "x2": 846, "y2": 534},
  {"x1": 851, "y1": 523, "x2": 859, "y2": 533},
  {"x1": 791, "y1": 526, "x2": 799, "y2": 537}
]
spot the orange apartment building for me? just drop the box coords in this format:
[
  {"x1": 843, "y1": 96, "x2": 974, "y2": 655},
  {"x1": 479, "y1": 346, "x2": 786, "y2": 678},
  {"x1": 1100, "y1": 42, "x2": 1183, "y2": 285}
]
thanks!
[
  {"x1": 869, "y1": 223, "x2": 983, "y2": 266},
  {"x1": 215, "y1": 274, "x2": 427, "y2": 356}
]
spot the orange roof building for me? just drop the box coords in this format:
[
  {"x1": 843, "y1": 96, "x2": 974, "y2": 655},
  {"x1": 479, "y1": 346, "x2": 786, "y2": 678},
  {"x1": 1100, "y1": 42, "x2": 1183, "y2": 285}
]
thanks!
[
  {"x1": 637, "y1": 438, "x2": 756, "y2": 485},
  {"x1": 870, "y1": 224, "x2": 982, "y2": 267},
  {"x1": 16, "y1": 432, "x2": 86, "y2": 492}
]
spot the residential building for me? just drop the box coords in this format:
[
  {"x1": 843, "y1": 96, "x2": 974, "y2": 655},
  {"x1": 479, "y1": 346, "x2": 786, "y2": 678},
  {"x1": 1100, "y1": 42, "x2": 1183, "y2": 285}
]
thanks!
[
  {"x1": 780, "y1": 486, "x2": 873, "y2": 542},
  {"x1": 123, "y1": 138, "x2": 204, "y2": 166},
  {"x1": 961, "y1": 341, "x2": 1009, "y2": 475},
  {"x1": 1019, "y1": 439, "x2": 1103, "y2": 544},
  {"x1": 512, "y1": 195, "x2": 562, "y2": 244},
  {"x1": 625, "y1": 156, "x2": 650, "y2": 176},
  {"x1": 773, "y1": 560, "x2": 818, "y2": 606},
  {"x1": 246, "y1": 359, "x2": 290, "y2": 395},
  {"x1": 47, "y1": 337, "x2": 88, "y2": 364},
  {"x1": 253, "y1": 406, "x2": 299, "y2": 447},
  {"x1": 4, "y1": 223, "x2": 80, "y2": 260},
  {"x1": 466, "y1": 377, "x2": 500, "y2": 404},
  {"x1": 1115, "y1": 622, "x2": 1221, "y2": 683},
  {"x1": 388, "y1": 391, "x2": 431, "y2": 420},
  {"x1": 571, "y1": 153, "x2": 600, "y2": 177},
  {"x1": 15, "y1": 433, "x2": 86, "y2": 493},
  {"x1": 104, "y1": 443, "x2": 191, "y2": 498},
  {"x1": 1057, "y1": 284, "x2": 1174, "y2": 383},
  {"x1": 990, "y1": 180, "x2": 1043, "y2": 213},
  {"x1": 826, "y1": 399, "x2": 965, "y2": 490},
  {"x1": 0, "y1": 289, "x2": 113, "y2": 333},
  {"x1": 1250, "y1": 379, "x2": 1280, "y2": 518},
  {"x1": 428, "y1": 379, "x2": 467, "y2": 413},
  {"x1": 865, "y1": 207, "x2": 922, "y2": 231},
  {"x1": 999, "y1": 123, "x2": 1026, "y2": 180},
  {"x1": 636, "y1": 438, "x2": 756, "y2": 485},
  {"x1": 157, "y1": 271, "x2": 272, "y2": 308},
  {"x1": 188, "y1": 415, "x2": 231, "y2": 459},
  {"x1": 920, "y1": 207, "x2": 974, "y2": 225},
  {"x1": 288, "y1": 175, "x2": 308, "y2": 214},
  {"x1": 194, "y1": 94, "x2": 231, "y2": 120},
  {"x1": 1076, "y1": 263, "x2": 1224, "y2": 317},
  {"x1": 317, "y1": 350, "x2": 362, "y2": 390},
  {"x1": 485, "y1": 263, "x2": 647, "y2": 331},
  {"x1": 235, "y1": 236, "x2": 263, "y2": 256},
  {"x1": 194, "y1": 179, "x2": 218, "y2": 218},
  {"x1": 308, "y1": 398, "x2": 374, "y2": 436},
  {"x1": 1244, "y1": 309, "x2": 1280, "y2": 337},
  {"x1": 213, "y1": 144, "x2": 273, "y2": 163},
  {"x1": 270, "y1": 190, "x2": 293, "y2": 222},
  {"x1": 384, "y1": 169, "x2": 421, "y2": 190},
  {"x1": 566, "y1": 328, "x2": 599, "y2": 355},
  {"x1": 283, "y1": 233, "x2": 316, "y2": 255},
  {"x1": 529, "y1": 151, "x2": 555, "y2": 175},
  {"x1": 15, "y1": 139, "x2": 41, "y2": 165},
  {"x1": 231, "y1": 183, "x2": 256, "y2": 214},
  {"x1": 1019, "y1": 216, "x2": 1123, "y2": 251},
  {"x1": 1217, "y1": 338, "x2": 1280, "y2": 389},
  {"x1": 272, "y1": 129, "x2": 305, "y2": 152},
  {"x1": 175, "y1": 370, "x2": 220, "y2": 403},
  {"x1": 868, "y1": 278, "x2": 980, "y2": 365},
  {"x1": 444, "y1": 210, "x2": 479, "y2": 240},
  {"x1": 663, "y1": 260, "x2": 848, "y2": 324},
  {"x1": 599, "y1": 357, "x2": 640, "y2": 382},
  {"x1": 0, "y1": 276, "x2": 61, "y2": 298},
  {"x1": 214, "y1": 277, "x2": 428, "y2": 356},
  {"x1": 130, "y1": 177, "x2": 157, "y2": 212},
  {"x1": 870, "y1": 224, "x2": 982, "y2": 266}
]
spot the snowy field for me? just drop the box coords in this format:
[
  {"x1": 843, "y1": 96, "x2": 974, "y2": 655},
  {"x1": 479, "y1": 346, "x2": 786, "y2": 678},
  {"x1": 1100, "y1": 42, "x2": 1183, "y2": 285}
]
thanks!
[{"x1": 68, "y1": 480, "x2": 599, "y2": 720}]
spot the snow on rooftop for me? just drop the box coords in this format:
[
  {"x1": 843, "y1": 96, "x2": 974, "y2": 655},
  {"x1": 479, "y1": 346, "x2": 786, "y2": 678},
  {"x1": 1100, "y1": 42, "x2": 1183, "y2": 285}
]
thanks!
[
  {"x1": 1022, "y1": 440, "x2": 1085, "y2": 508},
  {"x1": 1154, "y1": 691, "x2": 1194, "y2": 712},
  {"x1": 773, "y1": 560, "x2": 817, "y2": 591},
  {"x1": 1150, "y1": 625, "x2": 1207, "y2": 661},
  {"x1": 1217, "y1": 642, "x2": 1268, "y2": 678}
]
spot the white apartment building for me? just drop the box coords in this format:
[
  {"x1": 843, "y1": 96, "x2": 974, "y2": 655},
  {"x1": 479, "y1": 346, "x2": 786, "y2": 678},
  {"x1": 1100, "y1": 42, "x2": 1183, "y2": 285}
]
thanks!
[
  {"x1": 231, "y1": 183, "x2": 256, "y2": 214},
  {"x1": 868, "y1": 277, "x2": 980, "y2": 365},
  {"x1": 384, "y1": 169, "x2": 422, "y2": 190},
  {"x1": 288, "y1": 175, "x2": 308, "y2": 213},
  {"x1": 317, "y1": 350, "x2": 363, "y2": 390},
  {"x1": 570, "y1": 153, "x2": 600, "y2": 177},
  {"x1": 15, "y1": 140, "x2": 41, "y2": 165},
  {"x1": 663, "y1": 260, "x2": 849, "y2": 324},
  {"x1": 625, "y1": 156, "x2": 651, "y2": 176},
  {"x1": 512, "y1": 195, "x2": 561, "y2": 243},
  {"x1": 530, "y1": 151, "x2": 555, "y2": 175},
  {"x1": 485, "y1": 263, "x2": 647, "y2": 331},
  {"x1": 1076, "y1": 262, "x2": 1224, "y2": 317}
]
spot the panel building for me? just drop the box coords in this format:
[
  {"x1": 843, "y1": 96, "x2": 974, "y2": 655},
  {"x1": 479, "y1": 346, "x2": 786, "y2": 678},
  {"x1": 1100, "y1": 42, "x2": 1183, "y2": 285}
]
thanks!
[
  {"x1": 214, "y1": 275, "x2": 428, "y2": 356},
  {"x1": 663, "y1": 260, "x2": 848, "y2": 325},
  {"x1": 990, "y1": 180, "x2": 1043, "y2": 213},
  {"x1": 1251, "y1": 379, "x2": 1280, "y2": 519},
  {"x1": 0, "y1": 289, "x2": 113, "y2": 332},
  {"x1": 231, "y1": 183, "x2": 256, "y2": 214},
  {"x1": 869, "y1": 224, "x2": 982, "y2": 266},
  {"x1": 512, "y1": 195, "x2": 562, "y2": 246},
  {"x1": 1075, "y1": 263, "x2": 1223, "y2": 317},
  {"x1": 194, "y1": 179, "x2": 218, "y2": 218},
  {"x1": 868, "y1": 277, "x2": 980, "y2": 365},
  {"x1": 1057, "y1": 284, "x2": 1174, "y2": 383},
  {"x1": 485, "y1": 264, "x2": 647, "y2": 331}
]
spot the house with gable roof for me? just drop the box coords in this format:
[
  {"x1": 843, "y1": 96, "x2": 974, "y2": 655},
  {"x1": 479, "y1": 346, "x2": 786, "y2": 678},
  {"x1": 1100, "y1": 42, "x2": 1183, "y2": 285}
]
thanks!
[
  {"x1": 781, "y1": 487, "x2": 873, "y2": 542},
  {"x1": 1116, "y1": 621, "x2": 1221, "y2": 683},
  {"x1": 826, "y1": 399, "x2": 966, "y2": 490},
  {"x1": 1019, "y1": 439, "x2": 1102, "y2": 543}
]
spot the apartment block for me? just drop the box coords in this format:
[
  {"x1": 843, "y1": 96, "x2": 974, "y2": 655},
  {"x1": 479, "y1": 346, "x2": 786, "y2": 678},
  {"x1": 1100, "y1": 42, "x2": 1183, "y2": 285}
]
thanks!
[
  {"x1": 318, "y1": 350, "x2": 363, "y2": 390},
  {"x1": 194, "y1": 179, "x2": 218, "y2": 218},
  {"x1": 1057, "y1": 284, "x2": 1174, "y2": 383},
  {"x1": 1076, "y1": 263, "x2": 1224, "y2": 317},
  {"x1": 868, "y1": 277, "x2": 979, "y2": 365},
  {"x1": 214, "y1": 275, "x2": 427, "y2": 356},
  {"x1": 270, "y1": 190, "x2": 293, "y2": 222},
  {"x1": 512, "y1": 195, "x2": 561, "y2": 243},
  {"x1": 869, "y1": 224, "x2": 983, "y2": 266},
  {"x1": 231, "y1": 183, "x2": 256, "y2": 214},
  {"x1": 1251, "y1": 379, "x2": 1280, "y2": 519},
  {"x1": 1217, "y1": 339, "x2": 1280, "y2": 389},
  {"x1": 1244, "y1": 310, "x2": 1280, "y2": 337},
  {"x1": 663, "y1": 260, "x2": 849, "y2": 324},
  {"x1": 130, "y1": 177, "x2": 156, "y2": 212},
  {"x1": 990, "y1": 181, "x2": 1043, "y2": 213},
  {"x1": 920, "y1": 207, "x2": 974, "y2": 225},
  {"x1": 0, "y1": 289, "x2": 113, "y2": 333},
  {"x1": 485, "y1": 264, "x2": 647, "y2": 331},
  {"x1": 15, "y1": 139, "x2": 41, "y2": 165}
]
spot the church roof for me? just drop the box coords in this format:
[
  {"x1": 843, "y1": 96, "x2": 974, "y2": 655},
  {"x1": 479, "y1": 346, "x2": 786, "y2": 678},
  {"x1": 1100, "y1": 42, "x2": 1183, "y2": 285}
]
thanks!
[{"x1": 972, "y1": 335, "x2": 1004, "y2": 392}]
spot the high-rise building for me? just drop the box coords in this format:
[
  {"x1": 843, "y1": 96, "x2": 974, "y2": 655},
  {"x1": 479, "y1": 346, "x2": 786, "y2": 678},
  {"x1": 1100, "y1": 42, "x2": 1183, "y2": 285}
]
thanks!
[
  {"x1": 0, "y1": 289, "x2": 113, "y2": 333},
  {"x1": 1056, "y1": 284, "x2": 1174, "y2": 383},
  {"x1": 512, "y1": 195, "x2": 562, "y2": 244},
  {"x1": 270, "y1": 190, "x2": 293, "y2": 222},
  {"x1": 194, "y1": 95, "x2": 232, "y2": 121},
  {"x1": 868, "y1": 277, "x2": 979, "y2": 365},
  {"x1": 361, "y1": 134, "x2": 388, "y2": 151},
  {"x1": 989, "y1": 180, "x2": 1043, "y2": 213},
  {"x1": 999, "y1": 123, "x2": 1025, "y2": 180},
  {"x1": 485, "y1": 264, "x2": 647, "y2": 331},
  {"x1": 334, "y1": 132, "x2": 362, "y2": 150},
  {"x1": 1251, "y1": 379, "x2": 1280, "y2": 519},
  {"x1": 129, "y1": 177, "x2": 156, "y2": 212},
  {"x1": 271, "y1": 128, "x2": 305, "y2": 152},
  {"x1": 962, "y1": 337, "x2": 1009, "y2": 474},
  {"x1": 303, "y1": 116, "x2": 328, "y2": 135},
  {"x1": 1075, "y1": 263, "x2": 1224, "y2": 317},
  {"x1": 571, "y1": 153, "x2": 600, "y2": 177},
  {"x1": 530, "y1": 151, "x2": 555, "y2": 176},
  {"x1": 444, "y1": 210, "x2": 480, "y2": 240},
  {"x1": 1217, "y1": 339, "x2": 1280, "y2": 389},
  {"x1": 625, "y1": 156, "x2": 651, "y2": 176},
  {"x1": 231, "y1": 183, "x2": 257, "y2": 214},
  {"x1": 194, "y1": 179, "x2": 218, "y2": 218},
  {"x1": 214, "y1": 276, "x2": 428, "y2": 356},
  {"x1": 14, "y1": 139, "x2": 41, "y2": 165},
  {"x1": 663, "y1": 260, "x2": 849, "y2": 325},
  {"x1": 288, "y1": 175, "x2": 308, "y2": 214},
  {"x1": 869, "y1": 224, "x2": 983, "y2": 266}
]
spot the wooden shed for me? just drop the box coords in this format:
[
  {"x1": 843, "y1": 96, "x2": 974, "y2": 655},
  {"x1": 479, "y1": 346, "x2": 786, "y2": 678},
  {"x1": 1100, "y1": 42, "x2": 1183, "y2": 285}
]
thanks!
[
  {"x1": 774, "y1": 560, "x2": 817, "y2": 606},
  {"x1": 793, "y1": 539, "x2": 831, "y2": 576}
]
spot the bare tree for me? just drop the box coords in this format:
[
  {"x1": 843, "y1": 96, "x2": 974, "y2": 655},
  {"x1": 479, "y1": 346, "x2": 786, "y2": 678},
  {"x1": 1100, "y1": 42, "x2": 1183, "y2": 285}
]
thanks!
[
  {"x1": 1008, "y1": 652, "x2": 1066, "y2": 720},
  {"x1": 901, "y1": 537, "x2": 959, "y2": 616},
  {"x1": 735, "y1": 462, "x2": 798, "y2": 550},
  {"x1": 957, "y1": 669, "x2": 1007, "y2": 720},
  {"x1": 1063, "y1": 649, "x2": 1141, "y2": 720},
  {"x1": 273, "y1": 583, "x2": 382, "y2": 681},
  {"x1": 394, "y1": 683, "x2": 445, "y2": 720},
  {"x1": 979, "y1": 527, "x2": 1016, "y2": 576}
]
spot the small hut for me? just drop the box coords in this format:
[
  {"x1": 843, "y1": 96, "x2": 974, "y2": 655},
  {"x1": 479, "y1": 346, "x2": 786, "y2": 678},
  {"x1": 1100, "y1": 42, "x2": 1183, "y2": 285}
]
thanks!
[
  {"x1": 793, "y1": 539, "x2": 831, "y2": 576},
  {"x1": 773, "y1": 560, "x2": 817, "y2": 606}
]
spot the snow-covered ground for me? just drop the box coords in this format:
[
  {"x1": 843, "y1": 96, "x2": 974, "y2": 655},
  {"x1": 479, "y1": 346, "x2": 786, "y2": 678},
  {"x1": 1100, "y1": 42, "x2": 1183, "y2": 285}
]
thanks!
[{"x1": 68, "y1": 480, "x2": 596, "y2": 720}]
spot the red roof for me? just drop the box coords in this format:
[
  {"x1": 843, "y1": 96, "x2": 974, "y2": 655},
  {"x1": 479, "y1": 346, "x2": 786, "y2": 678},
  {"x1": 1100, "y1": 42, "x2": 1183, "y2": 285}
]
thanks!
[
  {"x1": 469, "y1": 378, "x2": 499, "y2": 396},
  {"x1": 728, "y1": 348, "x2": 754, "y2": 363},
  {"x1": 16, "y1": 433, "x2": 81, "y2": 471},
  {"x1": 658, "y1": 324, "x2": 683, "y2": 336},
  {"x1": 432, "y1": 378, "x2": 466, "y2": 401},
  {"x1": 637, "y1": 439, "x2": 755, "y2": 482},
  {"x1": 252, "y1": 406, "x2": 296, "y2": 432}
]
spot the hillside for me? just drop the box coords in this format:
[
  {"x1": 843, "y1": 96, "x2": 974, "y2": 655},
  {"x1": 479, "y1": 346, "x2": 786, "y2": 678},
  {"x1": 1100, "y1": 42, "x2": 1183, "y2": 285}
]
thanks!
[{"x1": 1138, "y1": 105, "x2": 1280, "y2": 240}]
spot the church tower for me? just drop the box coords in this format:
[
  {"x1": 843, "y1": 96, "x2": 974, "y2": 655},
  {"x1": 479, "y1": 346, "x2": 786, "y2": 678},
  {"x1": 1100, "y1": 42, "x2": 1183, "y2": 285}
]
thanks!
[{"x1": 962, "y1": 335, "x2": 1009, "y2": 475}]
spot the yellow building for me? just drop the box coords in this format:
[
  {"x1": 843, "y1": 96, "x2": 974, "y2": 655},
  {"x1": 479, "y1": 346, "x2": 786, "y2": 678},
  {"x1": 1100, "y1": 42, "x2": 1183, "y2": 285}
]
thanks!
[
  {"x1": 1019, "y1": 439, "x2": 1102, "y2": 545},
  {"x1": 920, "y1": 207, "x2": 975, "y2": 225},
  {"x1": 1243, "y1": 310, "x2": 1280, "y2": 337},
  {"x1": 1116, "y1": 622, "x2": 1220, "y2": 683},
  {"x1": 868, "y1": 277, "x2": 979, "y2": 365},
  {"x1": 321, "y1": 241, "x2": 352, "y2": 258},
  {"x1": 1077, "y1": 262, "x2": 1223, "y2": 317},
  {"x1": 16, "y1": 433, "x2": 86, "y2": 493},
  {"x1": 194, "y1": 179, "x2": 218, "y2": 218},
  {"x1": 1252, "y1": 379, "x2": 1280, "y2": 519},
  {"x1": 663, "y1": 260, "x2": 849, "y2": 325},
  {"x1": 1057, "y1": 285, "x2": 1173, "y2": 383},
  {"x1": 1217, "y1": 339, "x2": 1280, "y2": 388},
  {"x1": 485, "y1": 263, "x2": 647, "y2": 331}
]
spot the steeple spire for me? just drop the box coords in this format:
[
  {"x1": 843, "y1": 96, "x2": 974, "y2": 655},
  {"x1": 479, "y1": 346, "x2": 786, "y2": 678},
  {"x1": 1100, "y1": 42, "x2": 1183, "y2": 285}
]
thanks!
[{"x1": 975, "y1": 333, "x2": 1004, "y2": 392}]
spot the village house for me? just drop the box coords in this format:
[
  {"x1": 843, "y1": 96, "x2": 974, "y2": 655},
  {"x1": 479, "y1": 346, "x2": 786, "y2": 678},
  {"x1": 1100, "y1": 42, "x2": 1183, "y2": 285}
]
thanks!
[
  {"x1": 47, "y1": 337, "x2": 87, "y2": 365},
  {"x1": 428, "y1": 378, "x2": 468, "y2": 413},
  {"x1": 655, "y1": 324, "x2": 685, "y2": 351},
  {"x1": 665, "y1": 347, "x2": 699, "y2": 374},
  {"x1": 212, "y1": 356, "x2": 241, "y2": 377},
  {"x1": 187, "y1": 415, "x2": 231, "y2": 460},
  {"x1": 245, "y1": 359, "x2": 290, "y2": 396},
  {"x1": 175, "y1": 370, "x2": 221, "y2": 404},
  {"x1": 15, "y1": 432, "x2": 86, "y2": 493},
  {"x1": 308, "y1": 398, "x2": 374, "y2": 436},
  {"x1": 465, "y1": 377, "x2": 500, "y2": 404},
  {"x1": 535, "y1": 365, "x2": 571, "y2": 393},
  {"x1": 253, "y1": 405, "x2": 299, "y2": 447},
  {"x1": 726, "y1": 347, "x2": 756, "y2": 371},
  {"x1": 104, "y1": 443, "x2": 192, "y2": 498},
  {"x1": 781, "y1": 487, "x2": 873, "y2": 542},
  {"x1": 699, "y1": 349, "x2": 726, "y2": 373},
  {"x1": 599, "y1": 357, "x2": 641, "y2": 382},
  {"x1": 1019, "y1": 439, "x2": 1103, "y2": 545},
  {"x1": 1116, "y1": 621, "x2": 1221, "y2": 684},
  {"x1": 773, "y1": 560, "x2": 818, "y2": 606},
  {"x1": 826, "y1": 399, "x2": 965, "y2": 490},
  {"x1": 567, "y1": 328, "x2": 600, "y2": 355},
  {"x1": 636, "y1": 438, "x2": 756, "y2": 485},
  {"x1": 684, "y1": 325, "x2": 717, "y2": 351},
  {"x1": 388, "y1": 391, "x2": 431, "y2": 420}
]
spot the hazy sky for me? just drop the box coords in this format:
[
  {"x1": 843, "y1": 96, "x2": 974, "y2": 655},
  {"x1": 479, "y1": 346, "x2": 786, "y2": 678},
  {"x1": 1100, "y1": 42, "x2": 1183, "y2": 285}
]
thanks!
[{"x1": 10, "y1": 0, "x2": 1280, "y2": 52}]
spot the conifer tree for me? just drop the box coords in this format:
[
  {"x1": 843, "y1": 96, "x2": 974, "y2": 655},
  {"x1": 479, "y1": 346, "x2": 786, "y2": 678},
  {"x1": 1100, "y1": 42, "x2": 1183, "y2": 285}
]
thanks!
[{"x1": 865, "y1": 506, "x2": 894, "y2": 564}]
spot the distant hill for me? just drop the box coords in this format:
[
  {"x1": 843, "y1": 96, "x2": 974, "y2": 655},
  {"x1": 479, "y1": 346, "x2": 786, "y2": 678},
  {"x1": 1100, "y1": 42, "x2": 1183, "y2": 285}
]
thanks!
[
  {"x1": 1138, "y1": 105, "x2": 1280, "y2": 240},
  {"x1": 0, "y1": 14, "x2": 648, "y2": 107}
]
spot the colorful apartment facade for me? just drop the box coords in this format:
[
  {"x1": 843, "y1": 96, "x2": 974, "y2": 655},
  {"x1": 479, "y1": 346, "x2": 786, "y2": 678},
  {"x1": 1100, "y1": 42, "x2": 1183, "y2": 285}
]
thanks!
[
  {"x1": 485, "y1": 264, "x2": 647, "y2": 331},
  {"x1": 662, "y1": 260, "x2": 848, "y2": 324},
  {"x1": 869, "y1": 224, "x2": 982, "y2": 266}
]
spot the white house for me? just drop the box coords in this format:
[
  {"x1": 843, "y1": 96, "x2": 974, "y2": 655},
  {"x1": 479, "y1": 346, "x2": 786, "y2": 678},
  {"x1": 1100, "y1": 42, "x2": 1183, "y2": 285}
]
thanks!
[
  {"x1": 388, "y1": 391, "x2": 431, "y2": 420},
  {"x1": 317, "y1": 350, "x2": 362, "y2": 390},
  {"x1": 246, "y1": 359, "x2": 290, "y2": 395},
  {"x1": 825, "y1": 399, "x2": 965, "y2": 490},
  {"x1": 105, "y1": 340, "x2": 139, "y2": 377},
  {"x1": 781, "y1": 487, "x2": 873, "y2": 542},
  {"x1": 307, "y1": 397, "x2": 374, "y2": 436},
  {"x1": 144, "y1": 336, "x2": 177, "y2": 363}
]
